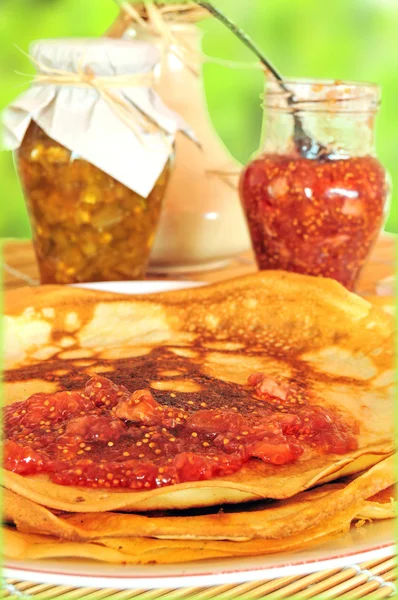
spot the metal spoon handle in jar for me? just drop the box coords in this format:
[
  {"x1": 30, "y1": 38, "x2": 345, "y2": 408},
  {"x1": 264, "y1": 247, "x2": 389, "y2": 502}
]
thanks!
[{"x1": 196, "y1": 0, "x2": 326, "y2": 159}]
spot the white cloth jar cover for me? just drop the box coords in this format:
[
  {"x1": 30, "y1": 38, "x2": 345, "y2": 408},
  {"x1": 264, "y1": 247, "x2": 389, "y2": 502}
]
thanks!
[{"x1": 3, "y1": 38, "x2": 196, "y2": 198}]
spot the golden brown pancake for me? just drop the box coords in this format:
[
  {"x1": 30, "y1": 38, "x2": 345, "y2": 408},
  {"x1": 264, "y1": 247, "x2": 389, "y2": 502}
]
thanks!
[
  {"x1": 3, "y1": 455, "x2": 394, "y2": 542},
  {"x1": 3, "y1": 272, "x2": 394, "y2": 512},
  {"x1": 3, "y1": 456, "x2": 394, "y2": 564}
]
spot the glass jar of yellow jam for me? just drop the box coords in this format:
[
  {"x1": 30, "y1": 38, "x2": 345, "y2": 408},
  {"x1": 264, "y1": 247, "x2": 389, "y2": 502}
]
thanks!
[
  {"x1": 3, "y1": 38, "x2": 189, "y2": 284},
  {"x1": 17, "y1": 122, "x2": 172, "y2": 284}
]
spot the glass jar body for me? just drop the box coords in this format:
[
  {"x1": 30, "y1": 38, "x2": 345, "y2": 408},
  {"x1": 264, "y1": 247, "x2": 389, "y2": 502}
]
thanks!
[
  {"x1": 17, "y1": 122, "x2": 172, "y2": 284},
  {"x1": 240, "y1": 80, "x2": 390, "y2": 290},
  {"x1": 126, "y1": 23, "x2": 250, "y2": 271}
]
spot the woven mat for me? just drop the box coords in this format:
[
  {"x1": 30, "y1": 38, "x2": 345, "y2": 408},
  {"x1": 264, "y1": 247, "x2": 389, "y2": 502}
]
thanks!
[
  {"x1": 2, "y1": 554, "x2": 396, "y2": 600},
  {"x1": 2, "y1": 235, "x2": 396, "y2": 293}
]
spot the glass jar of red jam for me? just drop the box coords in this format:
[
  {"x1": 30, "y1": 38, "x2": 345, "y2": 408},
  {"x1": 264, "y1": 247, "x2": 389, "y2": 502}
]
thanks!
[{"x1": 240, "y1": 79, "x2": 390, "y2": 290}]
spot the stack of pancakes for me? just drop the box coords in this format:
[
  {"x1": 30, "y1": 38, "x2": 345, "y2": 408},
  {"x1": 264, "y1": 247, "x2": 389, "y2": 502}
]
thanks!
[{"x1": 3, "y1": 273, "x2": 395, "y2": 564}]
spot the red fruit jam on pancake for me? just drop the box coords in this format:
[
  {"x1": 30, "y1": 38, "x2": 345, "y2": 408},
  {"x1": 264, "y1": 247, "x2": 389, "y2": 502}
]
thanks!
[{"x1": 4, "y1": 372, "x2": 358, "y2": 490}]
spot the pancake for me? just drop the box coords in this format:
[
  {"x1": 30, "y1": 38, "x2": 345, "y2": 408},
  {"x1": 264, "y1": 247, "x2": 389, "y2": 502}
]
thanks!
[
  {"x1": 3, "y1": 457, "x2": 395, "y2": 564},
  {"x1": 2, "y1": 522, "x2": 354, "y2": 563},
  {"x1": 4, "y1": 455, "x2": 395, "y2": 542},
  {"x1": 3, "y1": 272, "x2": 394, "y2": 512}
]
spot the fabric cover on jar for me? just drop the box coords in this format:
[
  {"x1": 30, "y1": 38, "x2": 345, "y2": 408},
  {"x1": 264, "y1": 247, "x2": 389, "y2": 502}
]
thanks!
[{"x1": 3, "y1": 38, "x2": 196, "y2": 197}]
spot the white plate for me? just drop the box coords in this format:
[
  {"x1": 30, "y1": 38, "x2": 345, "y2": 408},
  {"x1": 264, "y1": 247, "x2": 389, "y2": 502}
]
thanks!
[
  {"x1": 72, "y1": 280, "x2": 205, "y2": 295},
  {"x1": 4, "y1": 281, "x2": 394, "y2": 590}
]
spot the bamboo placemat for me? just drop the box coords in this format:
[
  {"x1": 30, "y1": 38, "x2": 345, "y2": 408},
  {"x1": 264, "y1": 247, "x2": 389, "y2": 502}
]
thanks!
[
  {"x1": 1, "y1": 554, "x2": 396, "y2": 599},
  {"x1": 1, "y1": 234, "x2": 396, "y2": 294}
]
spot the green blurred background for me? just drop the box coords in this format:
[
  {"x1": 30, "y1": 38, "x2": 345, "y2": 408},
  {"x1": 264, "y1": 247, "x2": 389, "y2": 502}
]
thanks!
[{"x1": 1, "y1": 0, "x2": 397, "y2": 238}]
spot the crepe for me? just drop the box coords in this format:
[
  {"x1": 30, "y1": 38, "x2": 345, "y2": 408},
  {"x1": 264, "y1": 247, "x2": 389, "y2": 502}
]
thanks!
[
  {"x1": 4, "y1": 455, "x2": 395, "y2": 541},
  {"x1": 3, "y1": 272, "x2": 394, "y2": 512},
  {"x1": 1, "y1": 523, "x2": 353, "y2": 564},
  {"x1": 3, "y1": 457, "x2": 395, "y2": 564}
]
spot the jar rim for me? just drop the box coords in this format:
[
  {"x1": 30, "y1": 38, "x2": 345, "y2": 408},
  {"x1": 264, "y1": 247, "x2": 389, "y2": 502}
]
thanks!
[
  {"x1": 269, "y1": 77, "x2": 380, "y2": 91},
  {"x1": 264, "y1": 77, "x2": 381, "y2": 113},
  {"x1": 130, "y1": 2, "x2": 209, "y2": 24}
]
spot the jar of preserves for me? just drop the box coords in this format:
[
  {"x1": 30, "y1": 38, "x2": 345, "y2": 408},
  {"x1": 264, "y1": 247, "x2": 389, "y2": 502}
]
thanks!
[
  {"x1": 16, "y1": 121, "x2": 171, "y2": 283},
  {"x1": 3, "y1": 39, "x2": 194, "y2": 284},
  {"x1": 240, "y1": 79, "x2": 390, "y2": 290}
]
